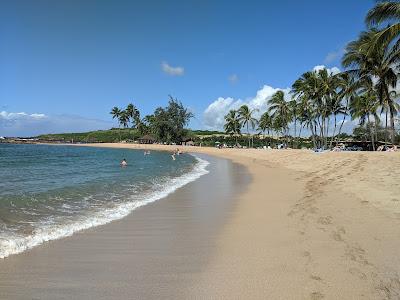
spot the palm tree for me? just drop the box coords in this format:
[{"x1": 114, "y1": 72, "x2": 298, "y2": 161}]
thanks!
[
  {"x1": 237, "y1": 105, "x2": 258, "y2": 148},
  {"x1": 292, "y1": 71, "x2": 321, "y2": 149},
  {"x1": 126, "y1": 103, "x2": 140, "y2": 128},
  {"x1": 258, "y1": 111, "x2": 273, "y2": 146},
  {"x1": 110, "y1": 106, "x2": 122, "y2": 141},
  {"x1": 118, "y1": 110, "x2": 129, "y2": 132},
  {"x1": 268, "y1": 91, "x2": 290, "y2": 146},
  {"x1": 334, "y1": 72, "x2": 359, "y2": 145},
  {"x1": 342, "y1": 29, "x2": 399, "y2": 144},
  {"x1": 224, "y1": 110, "x2": 241, "y2": 146},
  {"x1": 350, "y1": 92, "x2": 380, "y2": 150},
  {"x1": 365, "y1": 1, "x2": 400, "y2": 50}
]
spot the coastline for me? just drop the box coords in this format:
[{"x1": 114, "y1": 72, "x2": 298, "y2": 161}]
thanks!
[
  {"x1": 0, "y1": 152, "x2": 251, "y2": 299},
  {"x1": 1, "y1": 143, "x2": 400, "y2": 298},
  {"x1": 71, "y1": 144, "x2": 400, "y2": 299}
]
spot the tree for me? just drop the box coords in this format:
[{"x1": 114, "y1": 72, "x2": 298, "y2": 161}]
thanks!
[
  {"x1": 118, "y1": 110, "x2": 129, "y2": 130},
  {"x1": 143, "y1": 96, "x2": 194, "y2": 143},
  {"x1": 237, "y1": 105, "x2": 258, "y2": 148},
  {"x1": 258, "y1": 111, "x2": 273, "y2": 146},
  {"x1": 334, "y1": 72, "x2": 358, "y2": 145},
  {"x1": 342, "y1": 29, "x2": 399, "y2": 144},
  {"x1": 126, "y1": 103, "x2": 140, "y2": 128},
  {"x1": 350, "y1": 91, "x2": 380, "y2": 150},
  {"x1": 268, "y1": 91, "x2": 290, "y2": 146},
  {"x1": 110, "y1": 106, "x2": 122, "y2": 141},
  {"x1": 292, "y1": 71, "x2": 320, "y2": 149},
  {"x1": 224, "y1": 110, "x2": 241, "y2": 146},
  {"x1": 365, "y1": 1, "x2": 400, "y2": 50}
]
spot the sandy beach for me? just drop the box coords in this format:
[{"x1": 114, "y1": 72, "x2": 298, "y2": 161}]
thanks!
[{"x1": 1, "y1": 144, "x2": 400, "y2": 299}]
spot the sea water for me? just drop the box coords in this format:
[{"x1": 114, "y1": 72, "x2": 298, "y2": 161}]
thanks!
[{"x1": 0, "y1": 144, "x2": 208, "y2": 258}]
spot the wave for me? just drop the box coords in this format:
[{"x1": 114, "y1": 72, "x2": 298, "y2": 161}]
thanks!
[{"x1": 0, "y1": 155, "x2": 209, "y2": 259}]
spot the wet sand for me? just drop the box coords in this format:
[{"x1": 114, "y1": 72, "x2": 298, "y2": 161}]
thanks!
[
  {"x1": 0, "y1": 154, "x2": 250, "y2": 299},
  {"x1": 2, "y1": 143, "x2": 400, "y2": 299}
]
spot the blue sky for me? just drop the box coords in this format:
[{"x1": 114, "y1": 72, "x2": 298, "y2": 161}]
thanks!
[{"x1": 0, "y1": 0, "x2": 375, "y2": 136}]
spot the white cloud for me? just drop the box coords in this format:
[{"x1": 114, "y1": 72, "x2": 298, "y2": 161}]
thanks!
[
  {"x1": 228, "y1": 74, "x2": 239, "y2": 84},
  {"x1": 0, "y1": 111, "x2": 47, "y2": 120},
  {"x1": 202, "y1": 64, "x2": 345, "y2": 131},
  {"x1": 313, "y1": 65, "x2": 341, "y2": 75},
  {"x1": 203, "y1": 97, "x2": 243, "y2": 130},
  {"x1": 161, "y1": 61, "x2": 184, "y2": 76},
  {"x1": 203, "y1": 85, "x2": 290, "y2": 129},
  {"x1": 0, "y1": 111, "x2": 112, "y2": 137}
]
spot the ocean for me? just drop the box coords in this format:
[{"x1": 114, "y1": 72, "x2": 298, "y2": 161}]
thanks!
[{"x1": 0, "y1": 144, "x2": 208, "y2": 258}]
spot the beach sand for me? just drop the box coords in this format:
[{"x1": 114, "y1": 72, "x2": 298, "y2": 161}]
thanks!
[{"x1": 1, "y1": 144, "x2": 400, "y2": 299}]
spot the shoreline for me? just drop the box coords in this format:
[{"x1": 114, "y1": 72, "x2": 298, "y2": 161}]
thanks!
[
  {"x1": 1, "y1": 143, "x2": 400, "y2": 298},
  {"x1": 71, "y1": 143, "x2": 400, "y2": 299},
  {"x1": 0, "y1": 151, "x2": 251, "y2": 299}
]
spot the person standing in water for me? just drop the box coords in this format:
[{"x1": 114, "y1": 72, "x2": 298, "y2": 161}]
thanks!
[{"x1": 120, "y1": 158, "x2": 128, "y2": 167}]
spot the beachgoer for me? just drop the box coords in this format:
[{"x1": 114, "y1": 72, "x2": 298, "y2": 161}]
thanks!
[
  {"x1": 171, "y1": 154, "x2": 176, "y2": 160},
  {"x1": 120, "y1": 158, "x2": 128, "y2": 166}
]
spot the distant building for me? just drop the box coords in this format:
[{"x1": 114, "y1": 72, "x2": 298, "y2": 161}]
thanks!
[
  {"x1": 138, "y1": 135, "x2": 156, "y2": 144},
  {"x1": 181, "y1": 137, "x2": 195, "y2": 146}
]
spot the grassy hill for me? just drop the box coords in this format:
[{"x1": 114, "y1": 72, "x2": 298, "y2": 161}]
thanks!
[
  {"x1": 36, "y1": 129, "x2": 225, "y2": 143},
  {"x1": 37, "y1": 128, "x2": 140, "y2": 143}
]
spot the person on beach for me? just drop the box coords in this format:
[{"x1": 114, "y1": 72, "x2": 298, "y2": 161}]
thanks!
[{"x1": 120, "y1": 158, "x2": 128, "y2": 167}]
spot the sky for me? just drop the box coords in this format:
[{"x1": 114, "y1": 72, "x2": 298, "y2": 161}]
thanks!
[{"x1": 0, "y1": 0, "x2": 376, "y2": 136}]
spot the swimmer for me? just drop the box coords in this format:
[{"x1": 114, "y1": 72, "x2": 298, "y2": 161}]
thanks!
[
  {"x1": 171, "y1": 154, "x2": 176, "y2": 160},
  {"x1": 120, "y1": 158, "x2": 128, "y2": 166}
]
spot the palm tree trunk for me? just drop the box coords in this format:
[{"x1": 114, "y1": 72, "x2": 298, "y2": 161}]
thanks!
[
  {"x1": 385, "y1": 110, "x2": 388, "y2": 144},
  {"x1": 326, "y1": 116, "x2": 330, "y2": 149},
  {"x1": 336, "y1": 115, "x2": 346, "y2": 144},
  {"x1": 368, "y1": 115, "x2": 375, "y2": 151},
  {"x1": 294, "y1": 119, "x2": 297, "y2": 148},
  {"x1": 247, "y1": 123, "x2": 250, "y2": 148},
  {"x1": 310, "y1": 121, "x2": 317, "y2": 149},
  {"x1": 330, "y1": 115, "x2": 337, "y2": 149},
  {"x1": 390, "y1": 108, "x2": 395, "y2": 145},
  {"x1": 336, "y1": 99, "x2": 348, "y2": 145}
]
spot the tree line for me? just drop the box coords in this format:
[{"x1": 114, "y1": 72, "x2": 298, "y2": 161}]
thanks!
[
  {"x1": 110, "y1": 96, "x2": 193, "y2": 143},
  {"x1": 224, "y1": 1, "x2": 400, "y2": 150}
]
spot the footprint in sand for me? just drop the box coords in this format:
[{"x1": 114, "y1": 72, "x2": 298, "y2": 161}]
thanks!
[
  {"x1": 332, "y1": 227, "x2": 346, "y2": 242},
  {"x1": 317, "y1": 216, "x2": 333, "y2": 225},
  {"x1": 349, "y1": 268, "x2": 367, "y2": 280},
  {"x1": 310, "y1": 291, "x2": 325, "y2": 299},
  {"x1": 310, "y1": 274, "x2": 324, "y2": 282}
]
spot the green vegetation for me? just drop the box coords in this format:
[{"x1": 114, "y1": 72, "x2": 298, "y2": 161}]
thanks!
[
  {"x1": 222, "y1": 1, "x2": 400, "y2": 150},
  {"x1": 38, "y1": 128, "x2": 140, "y2": 143},
  {"x1": 109, "y1": 96, "x2": 194, "y2": 143}
]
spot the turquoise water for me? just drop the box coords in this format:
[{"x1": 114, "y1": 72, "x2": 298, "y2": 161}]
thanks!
[{"x1": 0, "y1": 144, "x2": 208, "y2": 258}]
